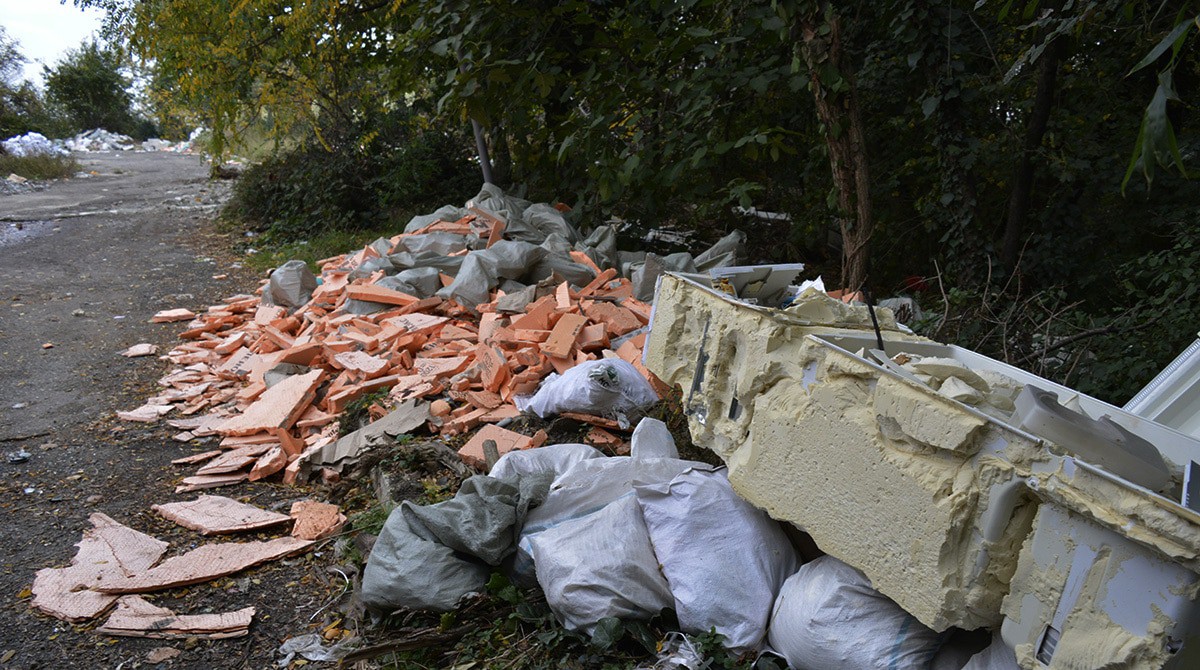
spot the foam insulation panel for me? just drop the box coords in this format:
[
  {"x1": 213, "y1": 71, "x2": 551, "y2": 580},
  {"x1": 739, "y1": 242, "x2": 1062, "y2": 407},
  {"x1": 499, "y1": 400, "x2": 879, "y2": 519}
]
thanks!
[{"x1": 644, "y1": 274, "x2": 1200, "y2": 653}]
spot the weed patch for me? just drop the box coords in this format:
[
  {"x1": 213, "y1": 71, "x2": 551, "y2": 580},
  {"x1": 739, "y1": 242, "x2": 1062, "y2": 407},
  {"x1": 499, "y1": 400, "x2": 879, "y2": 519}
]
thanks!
[{"x1": 0, "y1": 153, "x2": 78, "y2": 180}]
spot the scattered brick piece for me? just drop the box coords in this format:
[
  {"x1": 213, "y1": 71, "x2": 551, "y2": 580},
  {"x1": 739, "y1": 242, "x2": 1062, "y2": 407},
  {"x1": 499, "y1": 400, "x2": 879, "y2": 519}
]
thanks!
[
  {"x1": 151, "y1": 308, "x2": 196, "y2": 323},
  {"x1": 289, "y1": 500, "x2": 347, "y2": 541},
  {"x1": 333, "y1": 351, "x2": 389, "y2": 377},
  {"x1": 117, "y1": 404, "x2": 174, "y2": 423},
  {"x1": 561, "y1": 412, "x2": 628, "y2": 431},
  {"x1": 97, "y1": 596, "x2": 254, "y2": 639},
  {"x1": 175, "y1": 472, "x2": 249, "y2": 493},
  {"x1": 586, "y1": 426, "x2": 623, "y2": 449},
  {"x1": 413, "y1": 356, "x2": 469, "y2": 379},
  {"x1": 466, "y1": 390, "x2": 503, "y2": 410},
  {"x1": 218, "y1": 369, "x2": 324, "y2": 436},
  {"x1": 171, "y1": 450, "x2": 221, "y2": 465},
  {"x1": 31, "y1": 514, "x2": 169, "y2": 622},
  {"x1": 346, "y1": 284, "x2": 418, "y2": 307},
  {"x1": 249, "y1": 446, "x2": 287, "y2": 481},
  {"x1": 152, "y1": 495, "x2": 291, "y2": 535},
  {"x1": 458, "y1": 425, "x2": 534, "y2": 469},
  {"x1": 542, "y1": 313, "x2": 588, "y2": 358},
  {"x1": 582, "y1": 301, "x2": 642, "y2": 337},
  {"x1": 95, "y1": 537, "x2": 313, "y2": 594},
  {"x1": 120, "y1": 343, "x2": 159, "y2": 358},
  {"x1": 195, "y1": 444, "x2": 271, "y2": 476}
]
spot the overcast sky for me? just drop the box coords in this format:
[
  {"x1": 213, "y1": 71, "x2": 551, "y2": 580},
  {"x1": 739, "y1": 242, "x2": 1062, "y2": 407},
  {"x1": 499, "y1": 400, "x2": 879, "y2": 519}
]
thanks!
[{"x1": 1, "y1": 0, "x2": 107, "y2": 86}]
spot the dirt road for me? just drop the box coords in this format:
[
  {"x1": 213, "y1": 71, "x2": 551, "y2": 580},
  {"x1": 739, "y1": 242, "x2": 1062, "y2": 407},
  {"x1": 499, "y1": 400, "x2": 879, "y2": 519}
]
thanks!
[{"x1": 0, "y1": 153, "x2": 342, "y2": 668}]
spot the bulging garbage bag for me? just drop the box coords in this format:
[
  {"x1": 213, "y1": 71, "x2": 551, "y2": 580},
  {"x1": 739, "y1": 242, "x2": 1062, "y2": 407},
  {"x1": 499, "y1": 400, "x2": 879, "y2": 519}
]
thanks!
[
  {"x1": 359, "y1": 509, "x2": 489, "y2": 612},
  {"x1": 2, "y1": 132, "x2": 66, "y2": 158},
  {"x1": 530, "y1": 495, "x2": 673, "y2": 636},
  {"x1": 630, "y1": 418, "x2": 678, "y2": 460},
  {"x1": 264, "y1": 260, "x2": 317, "y2": 310},
  {"x1": 437, "y1": 241, "x2": 546, "y2": 309},
  {"x1": 515, "y1": 359, "x2": 659, "y2": 419},
  {"x1": 489, "y1": 442, "x2": 604, "y2": 481},
  {"x1": 404, "y1": 204, "x2": 469, "y2": 233},
  {"x1": 361, "y1": 474, "x2": 550, "y2": 612},
  {"x1": 767, "y1": 556, "x2": 942, "y2": 670},
  {"x1": 510, "y1": 456, "x2": 702, "y2": 587},
  {"x1": 635, "y1": 467, "x2": 800, "y2": 652}
]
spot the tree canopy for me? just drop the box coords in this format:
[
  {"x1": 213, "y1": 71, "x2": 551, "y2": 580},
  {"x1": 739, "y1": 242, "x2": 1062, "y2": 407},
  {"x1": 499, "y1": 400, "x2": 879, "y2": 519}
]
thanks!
[
  {"x1": 82, "y1": 0, "x2": 1200, "y2": 402},
  {"x1": 43, "y1": 39, "x2": 137, "y2": 135}
]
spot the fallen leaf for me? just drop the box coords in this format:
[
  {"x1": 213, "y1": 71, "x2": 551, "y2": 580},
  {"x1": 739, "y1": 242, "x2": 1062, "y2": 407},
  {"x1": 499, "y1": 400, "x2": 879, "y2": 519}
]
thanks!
[{"x1": 146, "y1": 647, "x2": 181, "y2": 663}]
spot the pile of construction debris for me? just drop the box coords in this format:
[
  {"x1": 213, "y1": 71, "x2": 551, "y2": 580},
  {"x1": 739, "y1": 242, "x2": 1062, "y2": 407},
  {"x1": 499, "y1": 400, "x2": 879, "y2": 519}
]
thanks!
[
  {"x1": 118, "y1": 184, "x2": 744, "y2": 491},
  {"x1": 2, "y1": 131, "x2": 68, "y2": 158},
  {"x1": 2, "y1": 128, "x2": 202, "y2": 158}
]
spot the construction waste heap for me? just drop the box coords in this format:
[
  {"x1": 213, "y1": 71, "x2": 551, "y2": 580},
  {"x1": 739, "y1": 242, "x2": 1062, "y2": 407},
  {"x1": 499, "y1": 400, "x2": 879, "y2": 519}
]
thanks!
[{"x1": 29, "y1": 184, "x2": 1200, "y2": 669}]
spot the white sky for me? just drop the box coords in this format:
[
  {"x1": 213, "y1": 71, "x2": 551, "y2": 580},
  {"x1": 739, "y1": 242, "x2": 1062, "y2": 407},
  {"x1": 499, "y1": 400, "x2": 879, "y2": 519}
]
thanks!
[{"x1": 1, "y1": 0, "x2": 107, "y2": 86}]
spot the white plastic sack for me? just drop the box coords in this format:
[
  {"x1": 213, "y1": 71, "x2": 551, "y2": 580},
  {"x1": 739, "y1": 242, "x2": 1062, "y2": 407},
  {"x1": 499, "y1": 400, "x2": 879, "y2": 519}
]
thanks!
[
  {"x1": 488, "y1": 442, "x2": 603, "y2": 481},
  {"x1": 510, "y1": 456, "x2": 702, "y2": 586},
  {"x1": 530, "y1": 495, "x2": 673, "y2": 636},
  {"x1": 631, "y1": 418, "x2": 678, "y2": 460},
  {"x1": 515, "y1": 359, "x2": 658, "y2": 419},
  {"x1": 767, "y1": 556, "x2": 942, "y2": 670},
  {"x1": 635, "y1": 468, "x2": 799, "y2": 652}
]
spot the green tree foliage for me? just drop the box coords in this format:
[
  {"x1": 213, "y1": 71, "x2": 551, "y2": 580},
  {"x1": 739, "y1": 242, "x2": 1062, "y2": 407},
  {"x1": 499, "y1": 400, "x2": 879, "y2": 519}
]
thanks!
[
  {"x1": 43, "y1": 40, "x2": 137, "y2": 135},
  {"x1": 86, "y1": 0, "x2": 1200, "y2": 402},
  {"x1": 0, "y1": 28, "x2": 70, "y2": 138}
]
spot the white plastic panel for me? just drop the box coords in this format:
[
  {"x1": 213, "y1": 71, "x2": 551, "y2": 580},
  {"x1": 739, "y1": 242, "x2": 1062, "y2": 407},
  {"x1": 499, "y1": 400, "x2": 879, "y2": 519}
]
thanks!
[{"x1": 1126, "y1": 336, "x2": 1200, "y2": 440}]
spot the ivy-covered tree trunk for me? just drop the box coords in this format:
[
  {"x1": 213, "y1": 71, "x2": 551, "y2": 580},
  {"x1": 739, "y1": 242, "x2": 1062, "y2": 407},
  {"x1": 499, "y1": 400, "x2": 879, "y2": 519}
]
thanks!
[
  {"x1": 797, "y1": 3, "x2": 874, "y2": 291},
  {"x1": 1001, "y1": 35, "x2": 1065, "y2": 269}
]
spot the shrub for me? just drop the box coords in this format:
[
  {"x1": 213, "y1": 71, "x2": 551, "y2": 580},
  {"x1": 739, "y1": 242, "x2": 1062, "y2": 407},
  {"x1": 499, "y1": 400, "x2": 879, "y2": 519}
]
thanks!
[{"x1": 225, "y1": 127, "x2": 478, "y2": 242}]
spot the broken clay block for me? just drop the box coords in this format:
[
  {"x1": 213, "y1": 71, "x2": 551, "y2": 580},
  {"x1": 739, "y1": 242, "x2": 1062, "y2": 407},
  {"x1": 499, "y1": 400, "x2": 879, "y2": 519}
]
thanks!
[
  {"x1": 152, "y1": 495, "x2": 292, "y2": 535},
  {"x1": 217, "y1": 369, "x2": 324, "y2": 436},
  {"x1": 96, "y1": 595, "x2": 254, "y2": 639},
  {"x1": 31, "y1": 514, "x2": 170, "y2": 622},
  {"x1": 151, "y1": 308, "x2": 196, "y2": 323},
  {"x1": 289, "y1": 500, "x2": 347, "y2": 541},
  {"x1": 120, "y1": 343, "x2": 159, "y2": 357},
  {"x1": 458, "y1": 424, "x2": 534, "y2": 469},
  {"x1": 95, "y1": 536, "x2": 313, "y2": 594}
]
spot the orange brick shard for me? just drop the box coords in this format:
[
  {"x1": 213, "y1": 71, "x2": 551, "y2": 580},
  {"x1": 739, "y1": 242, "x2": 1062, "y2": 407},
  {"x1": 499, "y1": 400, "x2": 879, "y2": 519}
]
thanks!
[
  {"x1": 458, "y1": 425, "x2": 534, "y2": 469},
  {"x1": 217, "y1": 369, "x2": 324, "y2": 436},
  {"x1": 541, "y1": 313, "x2": 588, "y2": 358},
  {"x1": 346, "y1": 284, "x2": 419, "y2": 307}
]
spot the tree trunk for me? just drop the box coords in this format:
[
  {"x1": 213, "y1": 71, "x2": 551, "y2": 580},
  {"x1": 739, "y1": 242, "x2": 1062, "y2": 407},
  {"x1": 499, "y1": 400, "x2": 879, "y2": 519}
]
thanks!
[
  {"x1": 1001, "y1": 36, "x2": 1064, "y2": 269},
  {"x1": 798, "y1": 5, "x2": 874, "y2": 292}
]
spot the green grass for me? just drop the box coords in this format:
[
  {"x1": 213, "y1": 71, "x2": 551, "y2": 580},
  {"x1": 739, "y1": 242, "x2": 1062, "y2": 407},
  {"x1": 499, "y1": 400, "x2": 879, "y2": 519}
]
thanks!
[
  {"x1": 232, "y1": 223, "x2": 396, "y2": 274},
  {"x1": 0, "y1": 153, "x2": 79, "y2": 180}
]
